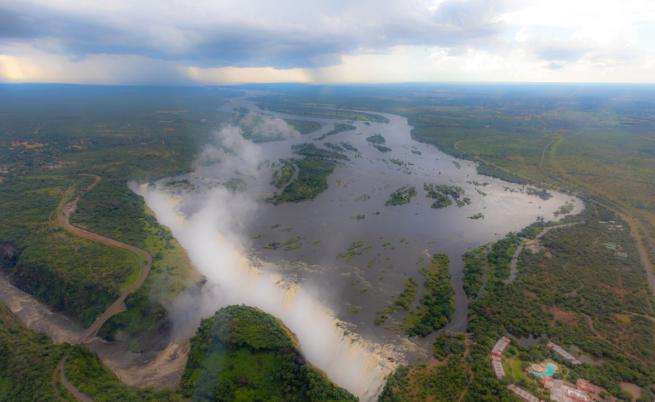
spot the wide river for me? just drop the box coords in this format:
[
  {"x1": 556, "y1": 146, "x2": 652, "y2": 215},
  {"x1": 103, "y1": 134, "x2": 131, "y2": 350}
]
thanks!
[{"x1": 143, "y1": 95, "x2": 583, "y2": 399}]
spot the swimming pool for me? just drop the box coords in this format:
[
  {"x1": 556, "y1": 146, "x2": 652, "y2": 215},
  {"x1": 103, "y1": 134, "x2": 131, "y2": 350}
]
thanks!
[{"x1": 530, "y1": 362, "x2": 557, "y2": 379}]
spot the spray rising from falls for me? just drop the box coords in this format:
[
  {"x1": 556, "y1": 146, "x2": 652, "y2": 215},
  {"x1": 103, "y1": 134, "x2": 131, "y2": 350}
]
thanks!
[{"x1": 136, "y1": 122, "x2": 399, "y2": 400}]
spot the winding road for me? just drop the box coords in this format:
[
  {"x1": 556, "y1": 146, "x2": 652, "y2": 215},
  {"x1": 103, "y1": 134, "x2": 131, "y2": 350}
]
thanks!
[
  {"x1": 57, "y1": 353, "x2": 93, "y2": 402},
  {"x1": 51, "y1": 176, "x2": 153, "y2": 400},
  {"x1": 56, "y1": 176, "x2": 153, "y2": 342},
  {"x1": 0, "y1": 175, "x2": 188, "y2": 401}
]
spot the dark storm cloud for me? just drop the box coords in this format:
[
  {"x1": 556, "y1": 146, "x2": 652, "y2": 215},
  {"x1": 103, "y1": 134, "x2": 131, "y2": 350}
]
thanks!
[
  {"x1": 0, "y1": 4, "x2": 150, "y2": 57},
  {"x1": 0, "y1": 0, "x2": 512, "y2": 68}
]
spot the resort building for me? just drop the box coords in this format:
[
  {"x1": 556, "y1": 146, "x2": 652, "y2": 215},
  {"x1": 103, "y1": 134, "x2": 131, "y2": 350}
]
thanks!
[
  {"x1": 507, "y1": 384, "x2": 545, "y2": 402},
  {"x1": 492, "y1": 356, "x2": 505, "y2": 379},
  {"x1": 544, "y1": 379, "x2": 592, "y2": 402},
  {"x1": 490, "y1": 336, "x2": 511, "y2": 379},
  {"x1": 547, "y1": 342, "x2": 582, "y2": 365},
  {"x1": 492, "y1": 336, "x2": 511, "y2": 357}
]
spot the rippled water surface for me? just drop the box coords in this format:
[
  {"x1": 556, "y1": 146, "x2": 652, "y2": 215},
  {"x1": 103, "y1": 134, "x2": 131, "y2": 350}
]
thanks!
[{"x1": 171, "y1": 96, "x2": 583, "y2": 356}]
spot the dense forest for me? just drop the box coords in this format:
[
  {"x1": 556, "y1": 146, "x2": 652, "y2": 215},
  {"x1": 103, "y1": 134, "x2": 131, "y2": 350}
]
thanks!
[{"x1": 182, "y1": 305, "x2": 356, "y2": 402}]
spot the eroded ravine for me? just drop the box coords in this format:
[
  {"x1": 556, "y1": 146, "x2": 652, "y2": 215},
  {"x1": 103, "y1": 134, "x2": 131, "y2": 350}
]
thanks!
[{"x1": 0, "y1": 176, "x2": 167, "y2": 401}]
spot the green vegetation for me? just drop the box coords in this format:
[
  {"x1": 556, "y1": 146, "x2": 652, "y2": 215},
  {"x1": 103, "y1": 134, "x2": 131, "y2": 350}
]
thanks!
[
  {"x1": 432, "y1": 333, "x2": 466, "y2": 360},
  {"x1": 0, "y1": 303, "x2": 67, "y2": 401},
  {"x1": 378, "y1": 357, "x2": 470, "y2": 402},
  {"x1": 324, "y1": 142, "x2": 344, "y2": 153},
  {"x1": 316, "y1": 123, "x2": 356, "y2": 140},
  {"x1": 338, "y1": 240, "x2": 371, "y2": 262},
  {"x1": 270, "y1": 158, "x2": 333, "y2": 203},
  {"x1": 461, "y1": 204, "x2": 655, "y2": 400},
  {"x1": 261, "y1": 102, "x2": 388, "y2": 123},
  {"x1": 403, "y1": 253, "x2": 455, "y2": 337},
  {"x1": 389, "y1": 159, "x2": 413, "y2": 168},
  {"x1": 181, "y1": 305, "x2": 356, "y2": 402},
  {"x1": 264, "y1": 236, "x2": 303, "y2": 251},
  {"x1": 554, "y1": 201, "x2": 575, "y2": 217},
  {"x1": 64, "y1": 347, "x2": 182, "y2": 401},
  {"x1": 0, "y1": 176, "x2": 143, "y2": 325},
  {"x1": 462, "y1": 247, "x2": 488, "y2": 300},
  {"x1": 366, "y1": 134, "x2": 386, "y2": 144},
  {"x1": 385, "y1": 186, "x2": 416, "y2": 206},
  {"x1": 235, "y1": 85, "x2": 655, "y2": 278},
  {"x1": 4, "y1": 85, "x2": 655, "y2": 402},
  {"x1": 270, "y1": 143, "x2": 348, "y2": 204},
  {"x1": 6, "y1": 218, "x2": 143, "y2": 325},
  {"x1": 0, "y1": 302, "x2": 177, "y2": 402},
  {"x1": 526, "y1": 187, "x2": 552, "y2": 200},
  {"x1": 339, "y1": 142, "x2": 358, "y2": 153},
  {"x1": 285, "y1": 119, "x2": 322, "y2": 135},
  {"x1": 271, "y1": 160, "x2": 296, "y2": 189},
  {"x1": 99, "y1": 208, "x2": 199, "y2": 350},
  {"x1": 468, "y1": 213, "x2": 484, "y2": 220},
  {"x1": 374, "y1": 278, "x2": 418, "y2": 325},
  {"x1": 424, "y1": 183, "x2": 470, "y2": 208},
  {"x1": 72, "y1": 178, "x2": 150, "y2": 248},
  {"x1": 19, "y1": 232, "x2": 140, "y2": 324},
  {"x1": 373, "y1": 145, "x2": 392, "y2": 153},
  {"x1": 0, "y1": 87, "x2": 215, "y2": 344},
  {"x1": 291, "y1": 143, "x2": 349, "y2": 161}
]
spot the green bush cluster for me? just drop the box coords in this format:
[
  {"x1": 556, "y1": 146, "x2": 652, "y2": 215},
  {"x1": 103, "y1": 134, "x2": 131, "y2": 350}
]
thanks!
[{"x1": 182, "y1": 305, "x2": 357, "y2": 402}]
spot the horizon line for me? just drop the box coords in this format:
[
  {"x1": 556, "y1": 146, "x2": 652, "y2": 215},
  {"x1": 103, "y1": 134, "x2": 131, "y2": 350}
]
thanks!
[{"x1": 3, "y1": 81, "x2": 655, "y2": 88}]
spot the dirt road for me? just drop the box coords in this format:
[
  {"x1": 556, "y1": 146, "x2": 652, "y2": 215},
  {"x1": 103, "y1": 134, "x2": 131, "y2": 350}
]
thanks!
[
  {"x1": 51, "y1": 176, "x2": 154, "y2": 400},
  {"x1": 57, "y1": 354, "x2": 94, "y2": 402},
  {"x1": 56, "y1": 176, "x2": 153, "y2": 342}
]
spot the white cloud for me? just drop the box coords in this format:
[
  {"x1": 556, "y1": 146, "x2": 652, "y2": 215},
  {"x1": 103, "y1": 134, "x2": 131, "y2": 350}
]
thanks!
[{"x1": 1, "y1": 0, "x2": 655, "y2": 83}]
